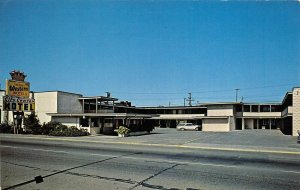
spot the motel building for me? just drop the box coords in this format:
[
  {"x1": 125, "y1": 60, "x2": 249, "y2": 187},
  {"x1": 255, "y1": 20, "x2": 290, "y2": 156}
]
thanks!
[{"x1": 0, "y1": 87, "x2": 299, "y2": 136}]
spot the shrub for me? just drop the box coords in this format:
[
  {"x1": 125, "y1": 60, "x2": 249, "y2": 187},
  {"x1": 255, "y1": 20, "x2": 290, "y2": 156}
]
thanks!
[
  {"x1": 49, "y1": 125, "x2": 89, "y2": 136},
  {"x1": 0, "y1": 123, "x2": 13, "y2": 133},
  {"x1": 41, "y1": 121, "x2": 61, "y2": 135},
  {"x1": 117, "y1": 126, "x2": 130, "y2": 135}
]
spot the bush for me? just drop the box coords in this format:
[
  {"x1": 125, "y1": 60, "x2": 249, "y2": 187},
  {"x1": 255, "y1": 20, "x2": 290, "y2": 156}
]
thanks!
[
  {"x1": 0, "y1": 123, "x2": 13, "y2": 133},
  {"x1": 41, "y1": 121, "x2": 61, "y2": 135},
  {"x1": 23, "y1": 115, "x2": 89, "y2": 137},
  {"x1": 49, "y1": 125, "x2": 89, "y2": 136},
  {"x1": 117, "y1": 126, "x2": 130, "y2": 135}
]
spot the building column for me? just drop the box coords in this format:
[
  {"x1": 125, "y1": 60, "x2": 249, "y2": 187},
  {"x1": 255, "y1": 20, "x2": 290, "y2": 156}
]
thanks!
[
  {"x1": 96, "y1": 98, "x2": 98, "y2": 113},
  {"x1": 242, "y1": 118, "x2": 245, "y2": 130},
  {"x1": 82, "y1": 99, "x2": 85, "y2": 113},
  {"x1": 88, "y1": 117, "x2": 92, "y2": 127}
]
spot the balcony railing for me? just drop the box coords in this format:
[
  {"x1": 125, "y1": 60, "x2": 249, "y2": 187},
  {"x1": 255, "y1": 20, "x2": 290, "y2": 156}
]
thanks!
[{"x1": 236, "y1": 112, "x2": 281, "y2": 117}]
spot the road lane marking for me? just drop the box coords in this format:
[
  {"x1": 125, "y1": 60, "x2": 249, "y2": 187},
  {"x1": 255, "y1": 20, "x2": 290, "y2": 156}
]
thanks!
[
  {"x1": 1, "y1": 145, "x2": 123, "y2": 158},
  {"x1": 183, "y1": 137, "x2": 203, "y2": 144},
  {"x1": 2, "y1": 135, "x2": 300, "y2": 155},
  {"x1": 1, "y1": 145, "x2": 70, "y2": 154}
]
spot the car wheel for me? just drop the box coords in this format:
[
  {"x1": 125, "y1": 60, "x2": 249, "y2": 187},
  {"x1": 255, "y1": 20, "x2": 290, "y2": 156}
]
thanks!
[
  {"x1": 180, "y1": 128, "x2": 185, "y2": 131},
  {"x1": 195, "y1": 127, "x2": 200, "y2": 131}
]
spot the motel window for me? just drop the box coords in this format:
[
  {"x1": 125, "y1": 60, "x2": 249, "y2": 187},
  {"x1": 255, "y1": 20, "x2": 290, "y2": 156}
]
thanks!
[
  {"x1": 260, "y1": 105, "x2": 270, "y2": 112},
  {"x1": 80, "y1": 118, "x2": 89, "y2": 127},
  {"x1": 262, "y1": 119, "x2": 269, "y2": 126},
  {"x1": 243, "y1": 105, "x2": 250, "y2": 112},
  {"x1": 91, "y1": 118, "x2": 99, "y2": 127},
  {"x1": 271, "y1": 105, "x2": 281, "y2": 112},
  {"x1": 252, "y1": 105, "x2": 258, "y2": 112},
  {"x1": 235, "y1": 105, "x2": 242, "y2": 112}
]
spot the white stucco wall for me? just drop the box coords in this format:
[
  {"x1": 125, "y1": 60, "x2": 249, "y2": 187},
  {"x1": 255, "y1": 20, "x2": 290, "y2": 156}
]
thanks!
[
  {"x1": 0, "y1": 90, "x2": 5, "y2": 123},
  {"x1": 207, "y1": 105, "x2": 234, "y2": 116},
  {"x1": 34, "y1": 91, "x2": 82, "y2": 124},
  {"x1": 33, "y1": 91, "x2": 58, "y2": 124},
  {"x1": 202, "y1": 118, "x2": 230, "y2": 132},
  {"x1": 52, "y1": 117, "x2": 79, "y2": 127}
]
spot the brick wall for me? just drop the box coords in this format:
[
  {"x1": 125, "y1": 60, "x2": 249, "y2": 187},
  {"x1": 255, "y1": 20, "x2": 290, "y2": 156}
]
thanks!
[{"x1": 292, "y1": 88, "x2": 300, "y2": 136}]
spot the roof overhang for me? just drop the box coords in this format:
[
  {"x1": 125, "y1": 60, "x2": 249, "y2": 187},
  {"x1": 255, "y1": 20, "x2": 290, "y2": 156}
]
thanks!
[
  {"x1": 236, "y1": 116, "x2": 282, "y2": 119},
  {"x1": 47, "y1": 113, "x2": 154, "y2": 119},
  {"x1": 78, "y1": 96, "x2": 118, "y2": 101},
  {"x1": 200, "y1": 102, "x2": 241, "y2": 106},
  {"x1": 281, "y1": 92, "x2": 293, "y2": 104}
]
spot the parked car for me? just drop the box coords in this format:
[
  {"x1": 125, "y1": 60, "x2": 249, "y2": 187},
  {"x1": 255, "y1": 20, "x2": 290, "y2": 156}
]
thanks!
[{"x1": 176, "y1": 123, "x2": 201, "y2": 131}]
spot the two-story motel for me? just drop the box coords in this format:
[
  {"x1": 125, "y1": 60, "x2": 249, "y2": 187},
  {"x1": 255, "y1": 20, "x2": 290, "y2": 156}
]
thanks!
[{"x1": 1, "y1": 87, "x2": 299, "y2": 136}]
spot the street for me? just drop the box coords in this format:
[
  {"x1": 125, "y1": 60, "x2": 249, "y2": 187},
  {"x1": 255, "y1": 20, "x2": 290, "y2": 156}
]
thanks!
[{"x1": 1, "y1": 129, "x2": 300, "y2": 190}]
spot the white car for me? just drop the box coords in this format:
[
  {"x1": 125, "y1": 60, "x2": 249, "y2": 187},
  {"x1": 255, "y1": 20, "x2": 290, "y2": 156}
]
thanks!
[{"x1": 176, "y1": 123, "x2": 201, "y2": 131}]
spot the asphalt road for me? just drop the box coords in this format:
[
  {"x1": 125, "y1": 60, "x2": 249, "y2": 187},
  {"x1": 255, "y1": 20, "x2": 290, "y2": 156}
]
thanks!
[{"x1": 1, "y1": 133, "x2": 300, "y2": 190}]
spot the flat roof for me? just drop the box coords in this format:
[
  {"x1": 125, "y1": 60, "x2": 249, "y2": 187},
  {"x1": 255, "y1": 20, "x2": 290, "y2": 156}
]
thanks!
[
  {"x1": 47, "y1": 113, "x2": 153, "y2": 118},
  {"x1": 200, "y1": 102, "x2": 242, "y2": 106},
  {"x1": 79, "y1": 96, "x2": 118, "y2": 101},
  {"x1": 281, "y1": 92, "x2": 293, "y2": 104},
  {"x1": 242, "y1": 102, "x2": 281, "y2": 105},
  {"x1": 134, "y1": 106, "x2": 207, "y2": 109},
  {"x1": 34, "y1": 90, "x2": 82, "y2": 96}
]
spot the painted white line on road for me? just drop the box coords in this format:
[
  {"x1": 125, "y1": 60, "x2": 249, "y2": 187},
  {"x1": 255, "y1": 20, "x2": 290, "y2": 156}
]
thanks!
[
  {"x1": 121, "y1": 156, "x2": 300, "y2": 174},
  {"x1": 1, "y1": 145, "x2": 18, "y2": 149},
  {"x1": 1, "y1": 145, "x2": 120, "y2": 158},
  {"x1": 89, "y1": 153, "x2": 116, "y2": 157},
  {"x1": 183, "y1": 137, "x2": 203, "y2": 144},
  {"x1": 278, "y1": 170, "x2": 300, "y2": 174},
  {"x1": 1, "y1": 145, "x2": 70, "y2": 154}
]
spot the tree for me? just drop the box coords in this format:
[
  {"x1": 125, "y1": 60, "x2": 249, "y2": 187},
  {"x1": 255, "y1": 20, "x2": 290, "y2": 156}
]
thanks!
[{"x1": 23, "y1": 112, "x2": 41, "y2": 134}]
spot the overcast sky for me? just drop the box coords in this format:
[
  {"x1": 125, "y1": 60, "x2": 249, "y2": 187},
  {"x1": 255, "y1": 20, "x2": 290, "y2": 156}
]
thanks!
[{"x1": 1, "y1": 0, "x2": 299, "y2": 106}]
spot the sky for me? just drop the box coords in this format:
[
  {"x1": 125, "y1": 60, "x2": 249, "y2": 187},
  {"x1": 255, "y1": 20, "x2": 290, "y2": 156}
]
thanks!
[{"x1": 0, "y1": 0, "x2": 299, "y2": 106}]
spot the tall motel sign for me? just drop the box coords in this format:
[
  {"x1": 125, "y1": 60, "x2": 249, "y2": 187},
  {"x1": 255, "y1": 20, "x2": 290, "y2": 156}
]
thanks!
[{"x1": 3, "y1": 70, "x2": 35, "y2": 133}]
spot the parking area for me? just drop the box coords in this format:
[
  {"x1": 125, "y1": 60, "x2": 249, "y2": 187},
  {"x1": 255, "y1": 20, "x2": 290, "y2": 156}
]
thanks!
[
  {"x1": 2, "y1": 128, "x2": 298, "y2": 152},
  {"x1": 114, "y1": 128, "x2": 299, "y2": 149}
]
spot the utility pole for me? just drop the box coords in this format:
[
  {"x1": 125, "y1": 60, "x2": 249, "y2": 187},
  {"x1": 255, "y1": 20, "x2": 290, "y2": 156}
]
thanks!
[
  {"x1": 187, "y1": 93, "x2": 194, "y2": 106},
  {"x1": 235, "y1": 88, "x2": 240, "y2": 102},
  {"x1": 184, "y1": 98, "x2": 186, "y2": 106}
]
